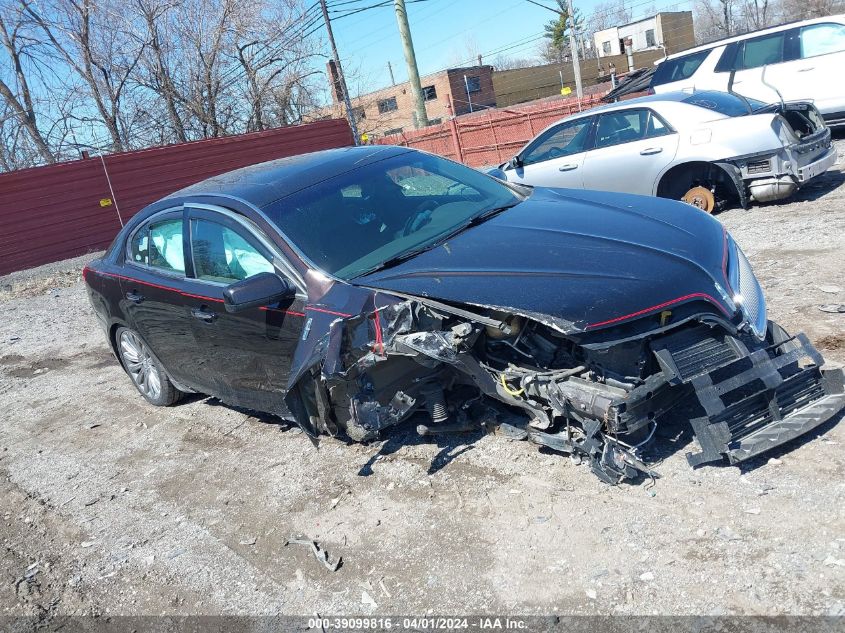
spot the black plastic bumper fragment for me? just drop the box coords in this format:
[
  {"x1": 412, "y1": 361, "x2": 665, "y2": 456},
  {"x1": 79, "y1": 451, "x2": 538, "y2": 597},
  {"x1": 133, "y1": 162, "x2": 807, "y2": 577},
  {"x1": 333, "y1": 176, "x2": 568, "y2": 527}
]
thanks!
[{"x1": 684, "y1": 333, "x2": 845, "y2": 467}]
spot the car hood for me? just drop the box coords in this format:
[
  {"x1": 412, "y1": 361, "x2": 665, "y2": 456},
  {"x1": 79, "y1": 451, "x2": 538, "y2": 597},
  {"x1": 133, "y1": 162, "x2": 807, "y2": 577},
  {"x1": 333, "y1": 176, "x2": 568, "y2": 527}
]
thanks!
[{"x1": 356, "y1": 187, "x2": 734, "y2": 334}]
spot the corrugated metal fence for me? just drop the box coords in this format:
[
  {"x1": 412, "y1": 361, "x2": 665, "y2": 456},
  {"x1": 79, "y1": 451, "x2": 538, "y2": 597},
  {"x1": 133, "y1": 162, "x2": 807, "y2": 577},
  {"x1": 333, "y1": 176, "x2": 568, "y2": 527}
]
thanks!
[
  {"x1": 0, "y1": 119, "x2": 353, "y2": 275},
  {"x1": 376, "y1": 87, "x2": 612, "y2": 167}
]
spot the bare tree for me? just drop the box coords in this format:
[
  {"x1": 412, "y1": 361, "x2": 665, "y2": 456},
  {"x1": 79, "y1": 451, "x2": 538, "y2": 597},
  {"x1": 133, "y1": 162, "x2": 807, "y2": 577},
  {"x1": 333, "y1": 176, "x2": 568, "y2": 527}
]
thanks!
[
  {"x1": 781, "y1": 0, "x2": 838, "y2": 19},
  {"x1": 0, "y1": 2, "x2": 55, "y2": 164},
  {"x1": 490, "y1": 54, "x2": 537, "y2": 70},
  {"x1": 0, "y1": 0, "x2": 325, "y2": 170},
  {"x1": 23, "y1": 0, "x2": 147, "y2": 152},
  {"x1": 587, "y1": 0, "x2": 632, "y2": 33},
  {"x1": 694, "y1": 0, "x2": 785, "y2": 43},
  {"x1": 133, "y1": 0, "x2": 187, "y2": 143}
]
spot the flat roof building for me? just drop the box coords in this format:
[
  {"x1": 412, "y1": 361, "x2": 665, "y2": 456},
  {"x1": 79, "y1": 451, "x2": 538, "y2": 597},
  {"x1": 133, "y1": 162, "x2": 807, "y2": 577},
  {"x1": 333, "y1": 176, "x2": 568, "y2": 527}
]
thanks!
[{"x1": 593, "y1": 11, "x2": 695, "y2": 58}]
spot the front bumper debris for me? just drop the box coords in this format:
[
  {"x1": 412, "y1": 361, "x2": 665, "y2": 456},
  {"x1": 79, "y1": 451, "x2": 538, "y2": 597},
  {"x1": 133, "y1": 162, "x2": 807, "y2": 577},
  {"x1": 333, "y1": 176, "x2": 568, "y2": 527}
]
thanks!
[{"x1": 676, "y1": 332, "x2": 845, "y2": 466}]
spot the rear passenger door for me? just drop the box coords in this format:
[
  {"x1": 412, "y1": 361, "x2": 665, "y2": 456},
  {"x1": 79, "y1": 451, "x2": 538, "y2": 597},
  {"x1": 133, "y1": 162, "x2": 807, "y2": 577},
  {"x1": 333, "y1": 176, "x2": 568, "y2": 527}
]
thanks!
[
  {"x1": 580, "y1": 108, "x2": 678, "y2": 196},
  {"x1": 722, "y1": 29, "x2": 798, "y2": 103},
  {"x1": 504, "y1": 116, "x2": 594, "y2": 189},
  {"x1": 119, "y1": 208, "x2": 199, "y2": 392},
  {"x1": 181, "y1": 206, "x2": 306, "y2": 413}
]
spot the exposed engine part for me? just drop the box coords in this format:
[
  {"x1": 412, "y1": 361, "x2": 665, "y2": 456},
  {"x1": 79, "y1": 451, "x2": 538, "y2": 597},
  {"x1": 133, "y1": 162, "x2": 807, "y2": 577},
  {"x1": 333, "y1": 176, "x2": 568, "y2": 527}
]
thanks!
[
  {"x1": 486, "y1": 311, "x2": 524, "y2": 340},
  {"x1": 422, "y1": 384, "x2": 450, "y2": 424}
]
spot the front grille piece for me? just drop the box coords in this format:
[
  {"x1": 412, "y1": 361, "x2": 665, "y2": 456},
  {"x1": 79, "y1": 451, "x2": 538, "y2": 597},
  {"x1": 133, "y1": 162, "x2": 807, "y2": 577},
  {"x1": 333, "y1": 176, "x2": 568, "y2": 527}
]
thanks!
[{"x1": 685, "y1": 333, "x2": 844, "y2": 466}]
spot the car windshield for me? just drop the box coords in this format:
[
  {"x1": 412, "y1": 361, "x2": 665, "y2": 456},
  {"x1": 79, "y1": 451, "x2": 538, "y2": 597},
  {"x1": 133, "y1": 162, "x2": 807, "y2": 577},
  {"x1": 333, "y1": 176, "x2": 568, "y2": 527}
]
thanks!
[
  {"x1": 263, "y1": 151, "x2": 523, "y2": 280},
  {"x1": 682, "y1": 91, "x2": 766, "y2": 116}
]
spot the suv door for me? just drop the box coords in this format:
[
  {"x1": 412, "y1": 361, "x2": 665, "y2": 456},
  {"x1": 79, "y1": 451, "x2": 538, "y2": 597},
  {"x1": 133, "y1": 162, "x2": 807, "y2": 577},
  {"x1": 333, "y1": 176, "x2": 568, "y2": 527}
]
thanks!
[
  {"x1": 721, "y1": 28, "x2": 798, "y2": 103},
  {"x1": 182, "y1": 206, "x2": 306, "y2": 413},
  {"x1": 119, "y1": 208, "x2": 199, "y2": 391},
  {"x1": 504, "y1": 116, "x2": 594, "y2": 188},
  {"x1": 580, "y1": 108, "x2": 679, "y2": 195}
]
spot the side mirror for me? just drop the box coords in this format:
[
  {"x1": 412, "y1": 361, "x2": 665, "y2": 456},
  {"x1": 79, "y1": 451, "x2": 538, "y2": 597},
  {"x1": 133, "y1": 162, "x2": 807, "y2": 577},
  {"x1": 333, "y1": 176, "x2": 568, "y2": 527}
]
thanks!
[
  {"x1": 508, "y1": 155, "x2": 522, "y2": 169},
  {"x1": 223, "y1": 272, "x2": 295, "y2": 313}
]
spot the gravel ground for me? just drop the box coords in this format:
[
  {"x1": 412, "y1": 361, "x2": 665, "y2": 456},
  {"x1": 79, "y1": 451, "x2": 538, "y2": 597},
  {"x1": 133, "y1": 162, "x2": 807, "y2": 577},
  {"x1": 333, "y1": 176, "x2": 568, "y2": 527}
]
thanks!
[{"x1": 1, "y1": 143, "x2": 844, "y2": 622}]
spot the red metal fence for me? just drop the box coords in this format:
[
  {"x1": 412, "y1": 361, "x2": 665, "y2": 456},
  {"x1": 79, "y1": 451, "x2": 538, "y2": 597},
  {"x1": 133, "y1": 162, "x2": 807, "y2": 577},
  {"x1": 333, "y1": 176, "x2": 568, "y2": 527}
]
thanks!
[
  {"x1": 376, "y1": 90, "x2": 610, "y2": 167},
  {"x1": 0, "y1": 119, "x2": 353, "y2": 275}
]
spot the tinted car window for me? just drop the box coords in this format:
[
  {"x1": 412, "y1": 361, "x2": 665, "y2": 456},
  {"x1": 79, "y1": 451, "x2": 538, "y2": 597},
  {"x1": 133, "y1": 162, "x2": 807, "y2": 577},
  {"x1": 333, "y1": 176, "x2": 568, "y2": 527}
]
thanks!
[
  {"x1": 191, "y1": 219, "x2": 273, "y2": 283},
  {"x1": 263, "y1": 152, "x2": 521, "y2": 280},
  {"x1": 129, "y1": 218, "x2": 184, "y2": 273},
  {"x1": 594, "y1": 109, "x2": 671, "y2": 149},
  {"x1": 738, "y1": 32, "x2": 785, "y2": 69},
  {"x1": 801, "y1": 22, "x2": 845, "y2": 57},
  {"x1": 522, "y1": 118, "x2": 592, "y2": 166},
  {"x1": 651, "y1": 49, "x2": 712, "y2": 86},
  {"x1": 682, "y1": 91, "x2": 765, "y2": 117}
]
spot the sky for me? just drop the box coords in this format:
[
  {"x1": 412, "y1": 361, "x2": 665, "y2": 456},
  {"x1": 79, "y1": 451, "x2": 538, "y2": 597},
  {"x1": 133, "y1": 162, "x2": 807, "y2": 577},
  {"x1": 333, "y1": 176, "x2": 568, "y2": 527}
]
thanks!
[{"x1": 324, "y1": 0, "x2": 683, "y2": 94}]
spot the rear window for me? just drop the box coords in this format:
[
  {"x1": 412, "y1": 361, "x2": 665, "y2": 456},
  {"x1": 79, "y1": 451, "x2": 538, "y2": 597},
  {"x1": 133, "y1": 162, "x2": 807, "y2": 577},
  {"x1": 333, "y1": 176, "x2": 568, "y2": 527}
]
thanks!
[
  {"x1": 682, "y1": 91, "x2": 766, "y2": 117},
  {"x1": 801, "y1": 22, "x2": 845, "y2": 58},
  {"x1": 651, "y1": 49, "x2": 712, "y2": 86}
]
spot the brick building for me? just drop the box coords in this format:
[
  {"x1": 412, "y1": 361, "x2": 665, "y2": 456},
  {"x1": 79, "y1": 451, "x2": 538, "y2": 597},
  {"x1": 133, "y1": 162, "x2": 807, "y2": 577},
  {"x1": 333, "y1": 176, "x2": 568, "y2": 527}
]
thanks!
[{"x1": 310, "y1": 64, "x2": 496, "y2": 139}]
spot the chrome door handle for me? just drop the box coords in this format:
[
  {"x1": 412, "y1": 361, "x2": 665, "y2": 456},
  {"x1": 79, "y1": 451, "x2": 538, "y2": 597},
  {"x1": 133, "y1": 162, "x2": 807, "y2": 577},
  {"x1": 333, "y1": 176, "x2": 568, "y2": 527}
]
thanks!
[
  {"x1": 640, "y1": 147, "x2": 663, "y2": 155},
  {"x1": 191, "y1": 307, "x2": 217, "y2": 323},
  {"x1": 798, "y1": 67, "x2": 814, "y2": 72},
  {"x1": 558, "y1": 164, "x2": 578, "y2": 171}
]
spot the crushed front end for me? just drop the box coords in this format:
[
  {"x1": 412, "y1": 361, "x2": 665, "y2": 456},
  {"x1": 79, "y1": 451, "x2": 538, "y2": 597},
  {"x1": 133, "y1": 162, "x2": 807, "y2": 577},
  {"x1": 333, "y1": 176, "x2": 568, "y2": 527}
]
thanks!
[
  {"x1": 283, "y1": 226, "x2": 843, "y2": 485},
  {"x1": 285, "y1": 292, "x2": 843, "y2": 484}
]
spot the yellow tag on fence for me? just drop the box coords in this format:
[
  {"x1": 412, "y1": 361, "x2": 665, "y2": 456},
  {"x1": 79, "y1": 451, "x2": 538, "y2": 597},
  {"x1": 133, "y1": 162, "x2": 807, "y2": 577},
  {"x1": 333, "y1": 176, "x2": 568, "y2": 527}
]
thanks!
[
  {"x1": 560, "y1": 86, "x2": 572, "y2": 96},
  {"x1": 99, "y1": 198, "x2": 113, "y2": 207}
]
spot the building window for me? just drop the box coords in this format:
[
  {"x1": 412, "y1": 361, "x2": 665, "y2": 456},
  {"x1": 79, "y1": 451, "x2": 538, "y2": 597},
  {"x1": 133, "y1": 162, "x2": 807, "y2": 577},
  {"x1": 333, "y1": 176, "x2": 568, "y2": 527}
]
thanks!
[
  {"x1": 352, "y1": 107, "x2": 366, "y2": 121},
  {"x1": 422, "y1": 85, "x2": 437, "y2": 101},
  {"x1": 602, "y1": 41, "x2": 611, "y2": 55},
  {"x1": 383, "y1": 127, "x2": 403, "y2": 135},
  {"x1": 645, "y1": 29, "x2": 656, "y2": 47},
  {"x1": 464, "y1": 76, "x2": 481, "y2": 93},
  {"x1": 377, "y1": 97, "x2": 398, "y2": 114}
]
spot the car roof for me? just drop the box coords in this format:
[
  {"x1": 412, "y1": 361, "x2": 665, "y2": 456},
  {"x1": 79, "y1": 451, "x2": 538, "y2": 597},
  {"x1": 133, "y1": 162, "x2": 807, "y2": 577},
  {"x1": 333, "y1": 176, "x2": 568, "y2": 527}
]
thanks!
[
  {"x1": 563, "y1": 90, "x2": 714, "y2": 118},
  {"x1": 661, "y1": 14, "x2": 845, "y2": 61},
  {"x1": 167, "y1": 145, "x2": 412, "y2": 209}
]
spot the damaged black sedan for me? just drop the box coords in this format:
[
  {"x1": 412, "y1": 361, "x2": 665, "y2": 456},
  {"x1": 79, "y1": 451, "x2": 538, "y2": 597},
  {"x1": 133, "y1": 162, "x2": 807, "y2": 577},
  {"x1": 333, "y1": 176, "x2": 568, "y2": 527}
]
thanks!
[{"x1": 84, "y1": 146, "x2": 844, "y2": 483}]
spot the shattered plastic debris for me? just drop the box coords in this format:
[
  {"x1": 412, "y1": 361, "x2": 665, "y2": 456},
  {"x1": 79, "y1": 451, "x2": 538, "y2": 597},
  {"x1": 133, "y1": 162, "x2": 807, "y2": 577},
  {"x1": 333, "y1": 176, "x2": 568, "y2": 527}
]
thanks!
[{"x1": 285, "y1": 538, "x2": 342, "y2": 572}]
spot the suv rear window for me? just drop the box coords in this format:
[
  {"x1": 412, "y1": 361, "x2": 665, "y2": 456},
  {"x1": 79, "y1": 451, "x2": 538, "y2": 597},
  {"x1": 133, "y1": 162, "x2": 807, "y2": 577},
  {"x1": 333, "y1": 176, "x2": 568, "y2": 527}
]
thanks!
[
  {"x1": 651, "y1": 49, "x2": 712, "y2": 86},
  {"x1": 682, "y1": 91, "x2": 765, "y2": 117}
]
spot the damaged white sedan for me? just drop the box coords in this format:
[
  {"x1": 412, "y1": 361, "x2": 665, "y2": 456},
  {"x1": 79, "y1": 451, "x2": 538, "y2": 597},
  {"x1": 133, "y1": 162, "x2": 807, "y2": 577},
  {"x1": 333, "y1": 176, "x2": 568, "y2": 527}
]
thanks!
[
  {"x1": 84, "y1": 146, "x2": 845, "y2": 484},
  {"x1": 489, "y1": 90, "x2": 837, "y2": 212}
]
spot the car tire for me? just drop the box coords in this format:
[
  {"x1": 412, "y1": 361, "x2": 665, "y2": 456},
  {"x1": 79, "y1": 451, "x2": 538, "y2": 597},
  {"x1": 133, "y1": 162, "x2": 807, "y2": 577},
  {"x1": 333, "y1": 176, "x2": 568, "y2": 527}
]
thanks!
[{"x1": 115, "y1": 326, "x2": 182, "y2": 406}]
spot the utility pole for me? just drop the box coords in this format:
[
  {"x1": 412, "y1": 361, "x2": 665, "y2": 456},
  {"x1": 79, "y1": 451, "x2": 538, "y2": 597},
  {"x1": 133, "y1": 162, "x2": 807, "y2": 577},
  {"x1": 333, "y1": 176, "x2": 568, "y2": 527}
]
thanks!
[
  {"x1": 320, "y1": 0, "x2": 360, "y2": 144},
  {"x1": 532, "y1": 0, "x2": 583, "y2": 99},
  {"x1": 387, "y1": 61, "x2": 396, "y2": 85},
  {"x1": 566, "y1": 0, "x2": 583, "y2": 99},
  {"x1": 394, "y1": 0, "x2": 428, "y2": 128}
]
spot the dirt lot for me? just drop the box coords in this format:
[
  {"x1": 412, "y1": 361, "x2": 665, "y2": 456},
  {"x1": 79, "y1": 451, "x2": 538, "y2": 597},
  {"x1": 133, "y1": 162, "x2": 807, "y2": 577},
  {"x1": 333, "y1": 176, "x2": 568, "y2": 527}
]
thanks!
[{"x1": 1, "y1": 144, "x2": 844, "y2": 622}]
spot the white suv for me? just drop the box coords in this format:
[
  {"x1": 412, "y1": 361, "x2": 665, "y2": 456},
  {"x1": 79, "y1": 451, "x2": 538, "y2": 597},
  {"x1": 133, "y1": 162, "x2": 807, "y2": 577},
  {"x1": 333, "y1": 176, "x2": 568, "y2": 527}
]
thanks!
[{"x1": 652, "y1": 16, "x2": 845, "y2": 127}]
